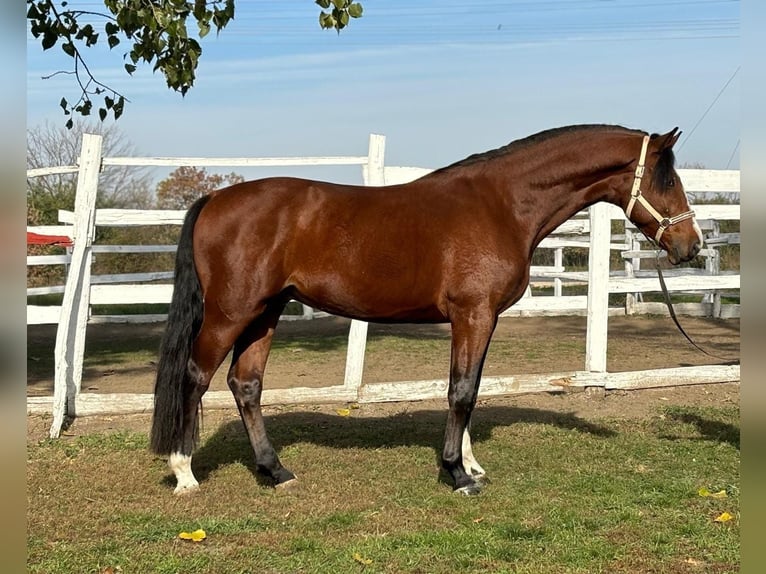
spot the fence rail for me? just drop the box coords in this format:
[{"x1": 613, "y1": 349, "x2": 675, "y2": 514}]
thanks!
[{"x1": 26, "y1": 133, "x2": 740, "y2": 438}]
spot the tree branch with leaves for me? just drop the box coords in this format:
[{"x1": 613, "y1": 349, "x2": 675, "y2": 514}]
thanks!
[{"x1": 27, "y1": 1, "x2": 364, "y2": 128}]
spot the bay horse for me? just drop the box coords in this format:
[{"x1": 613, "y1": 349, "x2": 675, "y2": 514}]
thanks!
[{"x1": 150, "y1": 124, "x2": 703, "y2": 495}]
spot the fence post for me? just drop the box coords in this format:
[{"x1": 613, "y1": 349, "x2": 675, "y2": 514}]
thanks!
[
  {"x1": 703, "y1": 220, "x2": 721, "y2": 317},
  {"x1": 623, "y1": 226, "x2": 636, "y2": 315},
  {"x1": 49, "y1": 133, "x2": 102, "y2": 438},
  {"x1": 343, "y1": 134, "x2": 386, "y2": 393},
  {"x1": 585, "y1": 203, "x2": 610, "y2": 372}
]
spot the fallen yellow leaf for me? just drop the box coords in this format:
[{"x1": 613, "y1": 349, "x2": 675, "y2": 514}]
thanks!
[
  {"x1": 353, "y1": 552, "x2": 372, "y2": 565},
  {"x1": 336, "y1": 408, "x2": 351, "y2": 417},
  {"x1": 179, "y1": 528, "x2": 207, "y2": 542},
  {"x1": 698, "y1": 487, "x2": 727, "y2": 499},
  {"x1": 714, "y1": 512, "x2": 734, "y2": 523}
]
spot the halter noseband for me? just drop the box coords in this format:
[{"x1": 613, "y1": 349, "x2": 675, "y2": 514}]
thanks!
[{"x1": 625, "y1": 135, "x2": 696, "y2": 243}]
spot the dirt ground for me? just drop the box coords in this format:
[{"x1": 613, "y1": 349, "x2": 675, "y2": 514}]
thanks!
[
  {"x1": 26, "y1": 380, "x2": 741, "y2": 445},
  {"x1": 27, "y1": 315, "x2": 740, "y2": 443}
]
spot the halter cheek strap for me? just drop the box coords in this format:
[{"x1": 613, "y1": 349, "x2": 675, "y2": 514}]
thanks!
[{"x1": 624, "y1": 135, "x2": 696, "y2": 242}]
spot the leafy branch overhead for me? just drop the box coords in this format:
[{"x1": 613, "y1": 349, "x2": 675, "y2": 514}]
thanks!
[
  {"x1": 316, "y1": 0, "x2": 363, "y2": 32},
  {"x1": 27, "y1": 1, "x2": 364, "y2": 128}
]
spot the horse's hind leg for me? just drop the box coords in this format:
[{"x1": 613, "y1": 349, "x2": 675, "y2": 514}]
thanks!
[
  {"x1": 171, "y1": 313, "x2": 246, "y2": 495},
  {"x1": 227, "y1": 303, "x2": 296, "y2": 488}
]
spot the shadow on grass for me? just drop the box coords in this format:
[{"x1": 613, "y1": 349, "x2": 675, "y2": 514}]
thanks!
[
  {"x1": 186, "y1": 405, "x2": 617, "y2": 489},
  {"x1": 664, "y1": 410, "x2": 740, "y2": 450}
]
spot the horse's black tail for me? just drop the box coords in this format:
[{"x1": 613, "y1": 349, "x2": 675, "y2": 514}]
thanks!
[{"x1": 150, "y1": 194, "x2": 212, "y2": 456}]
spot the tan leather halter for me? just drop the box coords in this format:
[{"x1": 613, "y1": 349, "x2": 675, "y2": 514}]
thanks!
[{"x1": 625, "y1": 135, "x2": 696, "y2": 242}]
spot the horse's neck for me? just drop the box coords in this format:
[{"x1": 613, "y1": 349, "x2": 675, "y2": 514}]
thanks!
[{"x1": 498, "y1": 137, "x2": 635, "y2": 248}]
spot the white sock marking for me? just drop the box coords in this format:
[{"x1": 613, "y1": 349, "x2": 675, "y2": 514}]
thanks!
[
  {"x1": 168, "y1": 452, "x2": 199, "y2": 495},
  {"x1": 461, "y1": 428, "x2": 486, "y2": 477}
]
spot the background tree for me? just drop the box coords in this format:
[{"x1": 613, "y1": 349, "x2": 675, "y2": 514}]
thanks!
[
  {"x1": 27, "y1": 120, "x2": 154, "y2": 288},
  {"x1": 27, "y1": 119, "x2": 153, "y2": 227},
  {"x1": 155, "y1": 166, "x2": 244, "y2": 209},
  {"x1": 26, "y1": 124, "x2": 251, "y2": 290},
  {"x1": 27, "y1": 0, "x2": 364, "y2": 127}
]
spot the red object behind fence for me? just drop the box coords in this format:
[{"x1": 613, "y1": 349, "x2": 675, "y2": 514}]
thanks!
[{"x1": 27, "y1": 232, "x2": 74, "y2": 248}]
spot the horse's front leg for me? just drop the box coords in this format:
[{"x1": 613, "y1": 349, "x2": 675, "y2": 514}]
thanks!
[{"x1": 442, "y1": 309, "x2": 497, "y2": 495}]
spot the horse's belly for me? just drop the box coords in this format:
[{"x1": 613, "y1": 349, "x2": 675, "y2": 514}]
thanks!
[{"x1": 289, "y1": 279, "x2": 448, "y2": 324}]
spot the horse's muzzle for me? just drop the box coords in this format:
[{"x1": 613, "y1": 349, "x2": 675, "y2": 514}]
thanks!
[{"x1": 667, "y1": 240, "x2": 701, "y2": 265}]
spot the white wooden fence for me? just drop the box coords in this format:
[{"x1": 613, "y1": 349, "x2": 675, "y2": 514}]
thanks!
[{"x1": 27, "y1": 134, "x2": 740, "y2": 438}]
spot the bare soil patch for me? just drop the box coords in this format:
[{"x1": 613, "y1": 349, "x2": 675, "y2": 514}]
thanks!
[
  {"x1": 27, "y1": 315, "x2": 740, "y2": 394},
  {"x1": 26, "y1": 314, "x2": 739, "y2": 443},
  {"x1": 27, "y1": 380, "x2": 740, "y2": 445}
]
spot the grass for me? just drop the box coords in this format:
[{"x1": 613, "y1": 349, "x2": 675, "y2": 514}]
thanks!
[{"x1": 27, "y1": 404, "x2": 739, "y2": 573}]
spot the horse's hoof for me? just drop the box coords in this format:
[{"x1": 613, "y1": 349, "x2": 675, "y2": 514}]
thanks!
[
  {"x1": 275, "y1": 477, "x2": 300, "y2": 493},
  {"x1": 173, "y1": 482, "x2": 200, "y2": 496},
  {"x1": 454, "y1": 482, "x2": 482, "y2": 496},
  {"x1": 473, "y1": 473, "x2": 490, "y2": 486}
]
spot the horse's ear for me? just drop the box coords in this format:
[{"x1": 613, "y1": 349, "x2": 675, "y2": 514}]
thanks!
[
  {"x1": 667, "y1": 127, "x2": 682, "y2": 148},
  {"x1": 652, "y1": 128, "x2": 682, "y2": 151}
]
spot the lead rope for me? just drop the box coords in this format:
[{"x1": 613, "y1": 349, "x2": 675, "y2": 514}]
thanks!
[
  {"x1": 627, "y1": 135, "x2": 732, "y2": 361},
  {"x1": 652, "y1": 248, "x2": 736, "y2": 362}
]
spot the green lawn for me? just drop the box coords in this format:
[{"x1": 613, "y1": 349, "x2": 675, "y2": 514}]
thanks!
[{"x1": 27, "y1": 403, "x2": 739, "y2": 574}]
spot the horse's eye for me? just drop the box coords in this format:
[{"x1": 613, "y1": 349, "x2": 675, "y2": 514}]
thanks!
[{"x1": 668, "y1": 178, "x2": 675, "y2": 187}]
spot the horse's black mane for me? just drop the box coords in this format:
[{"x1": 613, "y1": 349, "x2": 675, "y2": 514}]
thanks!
[
  {"x1": 650, "y1": 134, "x2": 677, "y2": 193},
  {"x1": 432, "y1": 124, "x2": 675, "y2": 189},
  {"x1": 433, "y1": 124, "x2": 640, "y2": 173}
]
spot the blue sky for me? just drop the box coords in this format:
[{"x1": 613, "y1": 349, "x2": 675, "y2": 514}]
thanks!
[{"x1": 26, "y1": 0, "x2": 740, "y2": 184}]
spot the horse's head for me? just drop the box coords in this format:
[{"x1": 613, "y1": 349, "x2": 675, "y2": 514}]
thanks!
[{"x1": 624, "y1": 128, "x2": 703, "y2": 264}]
